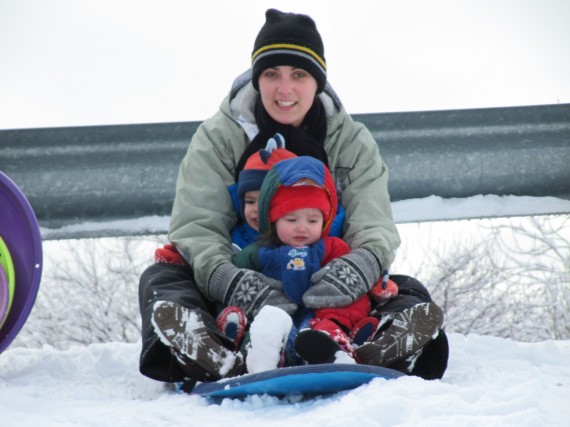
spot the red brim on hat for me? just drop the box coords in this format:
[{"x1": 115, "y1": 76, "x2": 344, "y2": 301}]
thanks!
[{"x1": 269, "y1": 185, "x2": 331, "y2": 224}]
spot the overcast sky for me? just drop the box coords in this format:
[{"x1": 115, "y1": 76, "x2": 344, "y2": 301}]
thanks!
[{"x1": 1, "y1": 0, "x2": 569, "y2": 130}]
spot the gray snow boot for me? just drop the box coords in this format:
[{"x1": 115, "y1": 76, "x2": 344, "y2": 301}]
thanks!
[
  {"x1": 152, "y1": 301, "x2": 244, "y2": 381},
  {"x1": 354, "y1": 302, "x2": 444, "y2": 367}
]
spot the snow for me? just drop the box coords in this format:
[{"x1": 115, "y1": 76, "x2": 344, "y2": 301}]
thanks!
[
  {"x1": 1, "y1": 1, "x2": 570, "y2": 424},
  {"x1": 246, "y1": 306, "x2": 293, "y2": 374},
  {"x1": 391, "y1": 195, "x2": 570, "y2": 223},
  {"x1": 1, "y1": 335, "x2": 568, "y2": 426}
]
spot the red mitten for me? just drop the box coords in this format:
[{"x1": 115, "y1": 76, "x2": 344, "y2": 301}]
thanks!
[
  {"x1": 216, "y1": 306, "x2": 247, "y2": 350},
  {"x1": 369, "y1": 277, "x2": 398, "y2": 302},
  {"x1": 154, "y1": 244, "x2": 187, "y2": 266}
]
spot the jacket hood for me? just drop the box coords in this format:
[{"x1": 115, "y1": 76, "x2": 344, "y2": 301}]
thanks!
[{"x1": 258, "y1": 156, "x2": 337, "y2": 237}]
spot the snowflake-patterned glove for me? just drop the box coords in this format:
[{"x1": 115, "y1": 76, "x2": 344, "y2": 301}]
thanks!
[
  {"x1": 208, "y1": 262, "x2": 298, "y2": 320},
  {"x1": 303, "y1": 248, "x2": 382, "y2": 309}
]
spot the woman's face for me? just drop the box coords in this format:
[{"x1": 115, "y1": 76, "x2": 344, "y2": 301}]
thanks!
[{"x1": 258, "y1": 66, "x2": 318, "y2": 127}]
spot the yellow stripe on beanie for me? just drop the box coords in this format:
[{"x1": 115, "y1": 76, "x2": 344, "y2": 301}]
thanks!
[{"x1": 252, "y1": 43, "x2": 327, "y2": 70}]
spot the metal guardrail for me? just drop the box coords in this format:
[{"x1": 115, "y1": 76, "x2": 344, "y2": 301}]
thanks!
[{"x1": 1, "y1": 103, "x2": 569, "y2": 239}]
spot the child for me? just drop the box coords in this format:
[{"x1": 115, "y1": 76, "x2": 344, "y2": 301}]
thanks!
[
  {"x1": 216, "y1": 134, "x2": 297, "y2": 347},
  {"x1": 230, "y1": 133, "x2": 297, "y2": 250},
  {"x1": 234, "y1": 155, "x2": 398, "y2": 370}
]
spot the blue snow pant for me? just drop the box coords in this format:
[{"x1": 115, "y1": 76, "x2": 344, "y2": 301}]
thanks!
[
  {"x1": 138, "y1": 263, "x2": 226, "y2": 383},
  {"x1": 374, "y1": 274, "x2": 449, "y2": 380}
]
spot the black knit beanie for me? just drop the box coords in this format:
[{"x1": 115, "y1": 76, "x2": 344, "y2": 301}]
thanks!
[{"x1": 251, "y1": 9, "x2": 327, "y2": 93}]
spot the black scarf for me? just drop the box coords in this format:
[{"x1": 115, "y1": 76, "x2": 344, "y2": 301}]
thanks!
[{"x1": 235, "y1": 96, "x2": 329, "y2": 180}]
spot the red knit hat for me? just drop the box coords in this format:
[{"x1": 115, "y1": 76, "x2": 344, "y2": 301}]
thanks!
[
  {"x1": 237, "y1": 135, "x2": 297, "y2": 199},
  {"x1": 242, "y1": 147, "x2": 296, "y2": 171},
  {"x1": 269, "y1": 181, "x2": 332, "y2": 226}
]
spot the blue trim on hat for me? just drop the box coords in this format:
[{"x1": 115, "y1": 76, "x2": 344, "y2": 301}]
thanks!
[
  {"x1": 274, "y1": 156, "x2": 326, "y2": 187},
  {"x1": 238, "y1": 169, "x2": 269, "y2": 198}
]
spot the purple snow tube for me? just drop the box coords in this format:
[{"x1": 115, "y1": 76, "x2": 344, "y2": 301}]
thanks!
[{"x1": 0, "y1": 171, "x2": 43, "y2": 354}]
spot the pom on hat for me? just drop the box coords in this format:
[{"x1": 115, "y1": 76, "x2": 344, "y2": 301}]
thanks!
[
  {"x1": 237, "y1": 133, "x2": 297, "y2": 199},
  {"x1": 251, "y1": 8, "x2": 327, "y2": 93}
]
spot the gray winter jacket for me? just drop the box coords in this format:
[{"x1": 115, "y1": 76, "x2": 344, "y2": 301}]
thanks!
[{"x1": 169, "y1": 70, "x2": 401, "y2": 299}]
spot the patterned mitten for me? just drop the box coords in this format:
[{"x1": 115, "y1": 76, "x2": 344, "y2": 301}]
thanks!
[
  {"x1": 208, "y1": 262, "x2": 298, "y2": 320},
  {"x1": 304, "y1": 248, "x2": 381, "y2": 308}
]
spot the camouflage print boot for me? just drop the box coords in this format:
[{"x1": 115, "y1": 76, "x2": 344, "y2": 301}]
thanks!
[
  {"x1": 152, "y1": 301, "x2": 244, "y2": 381},
  {"x1": 354, "y1": 302, "x2": 444, "y2": 367}
]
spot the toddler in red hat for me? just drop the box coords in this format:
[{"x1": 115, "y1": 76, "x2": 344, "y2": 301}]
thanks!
[{"x1": 234, "y1": 156, "x2": 398, "y2": 371}]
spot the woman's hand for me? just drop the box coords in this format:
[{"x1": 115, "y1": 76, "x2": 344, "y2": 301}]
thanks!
[
  {"x1": 303, "y1": 248, "x2": 381, "y2": 308},
  {"x1": 208, "y1": 263, "x2": 297, "y2": 319}
]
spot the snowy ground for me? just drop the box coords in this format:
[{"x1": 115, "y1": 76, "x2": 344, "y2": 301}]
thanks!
[{"x1": 1, "y1": 334, "x2": 568, "y2": 426}]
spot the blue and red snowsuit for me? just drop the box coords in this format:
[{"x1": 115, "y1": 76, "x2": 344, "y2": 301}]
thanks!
[{"x1": 256, "y1": 237, "x2": 371, "y2": 333}]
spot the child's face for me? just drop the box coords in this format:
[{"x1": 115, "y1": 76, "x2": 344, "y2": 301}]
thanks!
[
  {"x1": 275, "y1": 208, "x2": 323, "y2": 247},
  {"x1": 243, "y1": 190, "x2": 260, "y2": 231}
]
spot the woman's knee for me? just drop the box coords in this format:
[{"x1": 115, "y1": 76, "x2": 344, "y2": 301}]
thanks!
[
  {"x1": 138, "y1": 263, "x2": 207, "y2": 310},
  {"x1": 390, "y1": 274, "x2": 433, "y2": 302},
  {"x1": 373, "y1": 274, "x2": 436, "y2": 314}
]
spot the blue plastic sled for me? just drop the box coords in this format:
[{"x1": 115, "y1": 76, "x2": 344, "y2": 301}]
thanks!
[{"x1": 190, "y1": 363, "x2": 404, "y2": 398}]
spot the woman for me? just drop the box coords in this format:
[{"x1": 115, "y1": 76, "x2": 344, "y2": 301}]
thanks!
[{"x1": 139, "y1": 8, "x2": 448, "y2": 386}]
